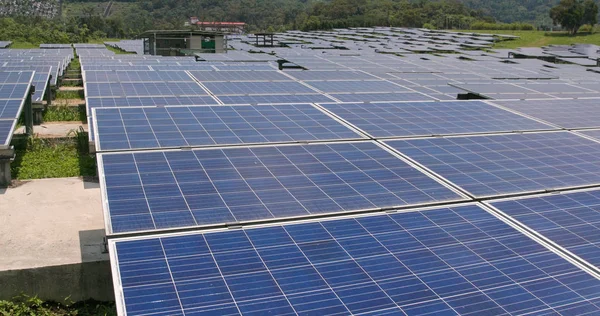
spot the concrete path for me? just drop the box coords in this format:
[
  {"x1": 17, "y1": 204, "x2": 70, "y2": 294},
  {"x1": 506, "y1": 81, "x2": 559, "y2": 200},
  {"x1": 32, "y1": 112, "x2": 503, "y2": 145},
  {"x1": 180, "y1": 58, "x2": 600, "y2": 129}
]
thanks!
[
  {"x1": 0, "y1": 177, "x2": 112, "y2": 301},
  {"x1": 15, "y1": 122, "x2": 88, "y2": 138},
  {"x1": 0, "y1": 177, "x2": 106, "y2": 270}
]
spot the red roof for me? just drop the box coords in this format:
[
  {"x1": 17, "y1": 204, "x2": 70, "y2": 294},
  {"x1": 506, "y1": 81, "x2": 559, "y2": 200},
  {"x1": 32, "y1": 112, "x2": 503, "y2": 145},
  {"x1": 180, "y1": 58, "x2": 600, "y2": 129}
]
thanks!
[{"x1": 195, "y1": 22, "x2": 246, "y2": 26}]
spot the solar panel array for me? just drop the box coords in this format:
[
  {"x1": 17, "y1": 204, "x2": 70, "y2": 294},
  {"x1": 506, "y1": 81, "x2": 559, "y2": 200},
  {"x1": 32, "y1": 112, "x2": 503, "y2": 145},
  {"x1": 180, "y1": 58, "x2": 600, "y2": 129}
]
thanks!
[
  {"x1": 0, "y1": 71, "x2": 33, "y2": 147},
  {"x1": 80, "y1": 27, "x2": 600, "y2": 316}
]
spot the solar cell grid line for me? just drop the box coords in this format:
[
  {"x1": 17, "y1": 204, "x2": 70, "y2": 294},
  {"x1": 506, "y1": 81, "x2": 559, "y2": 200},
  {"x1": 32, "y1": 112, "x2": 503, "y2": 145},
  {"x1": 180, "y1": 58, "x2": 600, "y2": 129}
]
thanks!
[
  {"x1": 82, "y1": 70, "x2": 196, "y2": 83},
  {"x1": 384, "y1": 131, "x2": 600, "y2": 199},
  {"x1": 97, "y1": 141, "x2": 467, "y2": 235},
  {"x1": 329, "y1": 92, "x2": 436, "y2": 103},
  {"x1": 318, "y1": 101, "x2": 556, "y2": 139},
  {"x1": 490, "y1": 98, "x2": 600, "y2": 129},
  {"x1": 92, "y1": 104, "x2": 367, "y2": 152},
  {"x1": 84, "y1": 82, "x2": 210, "y2": 98},
  {"x1": 0, "y1": 84, "x2": 31, "y2": 100},
  {"x1": 487, "y1": 188, "x2": 600, "y2": 275},
  {"x1": 108, "y1": 203, "x2": 600, "y2": 316},
  {"x1": 577, "y1": 129, "x2": 600, "y2": 143},
  {"x1": 0, "y1": 71, "x2": 36, "y2": 84}
]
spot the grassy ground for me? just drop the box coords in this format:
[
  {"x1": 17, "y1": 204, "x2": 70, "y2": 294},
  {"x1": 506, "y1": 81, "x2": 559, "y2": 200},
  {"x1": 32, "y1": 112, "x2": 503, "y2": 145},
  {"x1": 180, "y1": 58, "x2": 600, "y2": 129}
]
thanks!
[
  {"x1": 461, "y1": 30, "x2": 600, "y2": 49},
  {"x1": 9, "y1": 42, "x2": 41, "y2": 49},
  {"x1": 105, "y1": 44, "x2": 134, "y2": 54},
  {"x1": 11, "y1": 134, "x2": 96, "y2": 180},
  {"x1": 43, "y1": 105, "x2": 87, "y2": 122},
  {"x1": 56, "y1": 90, "x2": 83, "y2": 99},
  {"x1": 0, "y1": 295, "x2": 116, "y2": 316}
]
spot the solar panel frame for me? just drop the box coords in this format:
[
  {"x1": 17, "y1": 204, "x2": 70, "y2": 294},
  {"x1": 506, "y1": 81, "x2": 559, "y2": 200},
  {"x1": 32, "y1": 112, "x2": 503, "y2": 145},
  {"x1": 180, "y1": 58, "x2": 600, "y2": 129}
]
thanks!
[
  {"x1": 92, "y1": 103, "x2": 368, "y2": 152},
  {"x1": 108, "y1": 202, "x2": 600, "y2": 316},
  {"x1": 97, "y1": 140, "x2": 468, "y2": 236},
  {"x1": 384, "y1": 131, "x2": 600, "y2": 198}
]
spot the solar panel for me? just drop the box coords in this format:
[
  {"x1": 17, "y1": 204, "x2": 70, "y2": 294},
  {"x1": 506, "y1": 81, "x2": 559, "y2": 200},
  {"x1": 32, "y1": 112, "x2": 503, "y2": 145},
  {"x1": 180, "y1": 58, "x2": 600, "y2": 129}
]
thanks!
[
  {"x1": 578, "y1": 130, "x2": 600, "y2": 142},
  {"x1": 189, "y1": 71, "x2": 292, "y2": 82},
  {"x1": 0, "y1": 99, "x2": 25, "y2": 119},
  {"x1": 110, "y1": 203, "x2": 600, "y2": 316},
  {"x1": 0, "y1": 84, "x2": 30, "y2": 99},
  {"x1": 217, "y1": 94, "x2": 336, "y2": 104},
  {"x1": 320, "y1": 101, "x2": 554, "y2": 138},
  {"x1": 0, "y1": 71, "x2": 35, "y2": 84},
  {"x1": 203, "y1": 81, "x2": 316, "y2": 95},
  {"x1": 85, "y1": 82, "x2": 208, "y2": 98},
  {"x1": 83, "y1": 71, "x2": 195, "y2": 83},
  {"x1": 0, "y1": 119, "x2": 16, "y2": 146},
  {"x1": 86, "y1": 96, "x2": 219, "y2": 109},
  {"x1": 330, "y1": 92, "x2": 435, "y2": 102},
  {"x1": 285, "y1": 70, "x2": 378, "y2": 81},
  {"x1": 490, "y1": 189, "x2": 600, "y2": 270},
  {"x1": 305, "y1": 80, "x2": 409, "y2": 93},
  {"x1": 492, "y1": 99, "x2": 600, "y2": 129},
  {"x1": 385, "y1": 132, "x2": 600, "y2": 198},
  {"x1": 93, "y1": 104, "x2": 365, "y2": 151},
  {"x1": 98, "y1": 141, "x2": 464, "y2": 234}
]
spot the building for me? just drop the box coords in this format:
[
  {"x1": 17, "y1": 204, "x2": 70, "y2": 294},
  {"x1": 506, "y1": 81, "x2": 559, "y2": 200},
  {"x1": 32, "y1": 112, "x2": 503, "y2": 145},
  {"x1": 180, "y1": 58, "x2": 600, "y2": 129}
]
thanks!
[
  {"x1": 137, "y1": 30, "x2": 227, "y2": 56},
  {"x1": 190, "y1": 18, "x2": 246, "y2": 34}
]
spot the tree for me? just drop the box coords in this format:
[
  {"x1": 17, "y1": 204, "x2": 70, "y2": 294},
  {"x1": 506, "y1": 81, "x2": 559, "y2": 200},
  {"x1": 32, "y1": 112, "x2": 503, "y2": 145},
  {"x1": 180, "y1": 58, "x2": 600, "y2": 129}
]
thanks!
[{"x1": 550, "y1": 0, "x2": 598, "y2": 35}]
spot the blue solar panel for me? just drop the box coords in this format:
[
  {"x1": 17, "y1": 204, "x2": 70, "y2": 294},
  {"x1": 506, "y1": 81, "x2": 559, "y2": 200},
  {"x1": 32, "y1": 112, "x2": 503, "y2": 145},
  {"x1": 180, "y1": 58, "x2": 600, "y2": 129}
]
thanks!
[
  {"x1": 93, "y1": 104, "x2": 365, "y2": 151},
  {"x1": 0, "y1": 99, "x2": 24, "y2": 119},
  {"x1": 84, "y1": 71, "x2": 194, "y2": 83},
  {"x1": 321, "y1": 101, "x2": 553, "y2": 138},
  {"x1": 203, "y1": 81, "x2": 316, "y2": 95},
  {"x1": 0, "y1": 84, "x2": 29, "y2": 99},
  {"x1": 306, "y1": 80, "x2": 409, "y2": 93},
  {"x1": 99, "y1": 141, "x2": 464, "y2": 234},
  {"x1": 330, "y1": 92, "x2": 435, "y2": 102},
  {"x1": 385, "y1": 132, "x2": 600, "y2": 197},
  {"x1": 0, "y1": 71, "x2": 34, "y2": 84},
  {"x1": 85, "y1": 82, "x2": 208, "y2": 98},
  {"x1": 218, "y1": 94, "x2": 335, "y2": 104},
  {"x1": 86, "y1": 96, "x2": 219, "y2": 109},
  {"x1": 189, "y1": 71, "x2": 292, "y2": 82},
  {"x1": 579, "y1": 130, "x2": 600, "y2": 142},
  {"x1": 285, "y1": 70, "x2": 378, "y2": 81},
  {"x1": 491, "y1": 189, "x2": 600, "y2": 270},
  {"x1": 492, "y1": 99, "x2": 600, "y2": 129},
  {"x1": 0, "y1": 119, "x2": 15, "y2": 146},
  {"x1": 111, "y1": 203, "x2": 600, "y2": 315}
]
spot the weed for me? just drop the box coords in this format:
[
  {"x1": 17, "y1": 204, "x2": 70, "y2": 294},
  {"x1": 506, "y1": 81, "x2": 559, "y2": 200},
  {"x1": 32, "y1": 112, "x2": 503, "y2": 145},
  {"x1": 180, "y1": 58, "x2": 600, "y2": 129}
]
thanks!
[
  {"x1": 11, "y1": 135, "x2": 96, "y2": 180},
  {"x1": 55, "y1": 90, "x2": 82, "y2": 100},
  {"x1": 43, "y1": 105, "x2": 86, "y2": 122},
  {"x1": 0, "y1": 294, "x2": 116, "y2": 316}
]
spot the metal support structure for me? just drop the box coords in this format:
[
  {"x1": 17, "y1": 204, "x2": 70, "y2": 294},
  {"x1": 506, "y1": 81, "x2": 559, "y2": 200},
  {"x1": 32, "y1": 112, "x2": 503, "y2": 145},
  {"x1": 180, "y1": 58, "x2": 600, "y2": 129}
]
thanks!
[{"x1": 0, "y1": 147, "x2": 13, "y2": 187}]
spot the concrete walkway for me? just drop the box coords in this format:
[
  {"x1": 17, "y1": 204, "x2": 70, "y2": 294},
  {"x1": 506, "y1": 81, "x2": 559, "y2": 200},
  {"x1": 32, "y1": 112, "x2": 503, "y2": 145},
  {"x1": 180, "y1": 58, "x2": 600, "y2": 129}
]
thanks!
[
  {"x1": 15, "y1": 122, "x2": 88, "y2": 138},
  {"x1": 0, "y1": 177, "x2": 112, "y2": 301}
]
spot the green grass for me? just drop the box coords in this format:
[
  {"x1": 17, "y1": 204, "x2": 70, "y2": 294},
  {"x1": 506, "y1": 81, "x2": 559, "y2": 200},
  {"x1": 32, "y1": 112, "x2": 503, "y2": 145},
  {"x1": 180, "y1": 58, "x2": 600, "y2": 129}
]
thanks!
[
  {"x1": 105, "y1": 44, "x2": 135, "y2": 54},
  {"x1": 55, "y1": 90, "x2": 83, "y2": 100},
  {"x1": 0, "y1": 295, "x2": 115, "y2": 316},
  {"x1": 11, "y1": 136, "x2": 96, "y2": 180},
  {"x1": 43, "y1": 105, "x2": 86, "y2": 122},
  {"x1": 9, "y1": 41, "x2": 40, "y2": 49},
  {"x1": 456, "y1": 30, "x2": 600, "y2": 49},
  {"x1": 69, "y1": 57, "x2": 81, "y2": 70}
]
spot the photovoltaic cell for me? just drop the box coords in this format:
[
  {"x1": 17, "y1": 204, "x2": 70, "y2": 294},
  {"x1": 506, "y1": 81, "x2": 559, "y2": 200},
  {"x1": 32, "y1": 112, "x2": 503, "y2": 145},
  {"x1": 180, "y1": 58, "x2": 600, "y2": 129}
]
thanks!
[
  {"x1": 0, "y1": 71, "x2": 35, "y2": 84},
  {"x1": 0, "y1": 99, "x2": 24, "y2": 119},
  {"x1": 492, "y1": 99, "x2": 600, "y2": 129},
  {"x1": 203, "y1": 81, "x2": 316, "y2": 95},
  {"x1": 491, "y1": 189, "x2": 600, "y2": 269},
  {"x1": 84, "y1": 71, "x2": 195, "y2": 83},
  {"x1": 285, "y1": 70, "x2": 378, "y2": 81},
  {"x1": 0, "y1": 84, "x2": 30, "y2": 99},
  {"x1": 86, "y1": 96, "x2": 219, "y2": 109},
  {"x1": 385, "y1": 132, "x2": 600, "y2": 197},
  {"x1": 93, "y1": 104, "x2": 364, "y2": 151},
  {"x1": 189, "y1": 71, "x2": 292, "y2": 82},
  {"x1": 321, "y1": 101, "x2": 553, "y2": 138},
  {"x1": 0, "y1": 119, "x2": 15, "y2": 146},
  {"x1": 218, "y1": 94, "x2": 336, "y2": 105},
  {"x1": 305, "y1": 80, "x2": 409, "y2": 93},
  {"x1": 99, "y1": 141, "x2": 464, "y2": 234},
  {"x1": 85, "y1": 82, "x2": 208, "y2": 97},
  {"x1": 330, "y1": 92, "x2": 435, "y2": 102},
  {"x1": 111, "y1": 204, "x2": 600, "y2": 316}
]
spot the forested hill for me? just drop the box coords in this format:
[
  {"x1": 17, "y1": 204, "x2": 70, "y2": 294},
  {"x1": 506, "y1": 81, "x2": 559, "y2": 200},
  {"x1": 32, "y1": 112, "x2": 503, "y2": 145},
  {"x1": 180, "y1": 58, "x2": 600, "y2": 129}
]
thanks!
[
  {"x1": 59, "y1": 0, "x2": 561, "y2": 37},
  {"x1": 461, "y1": 0, "x2": 558, "y2": 26}
]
